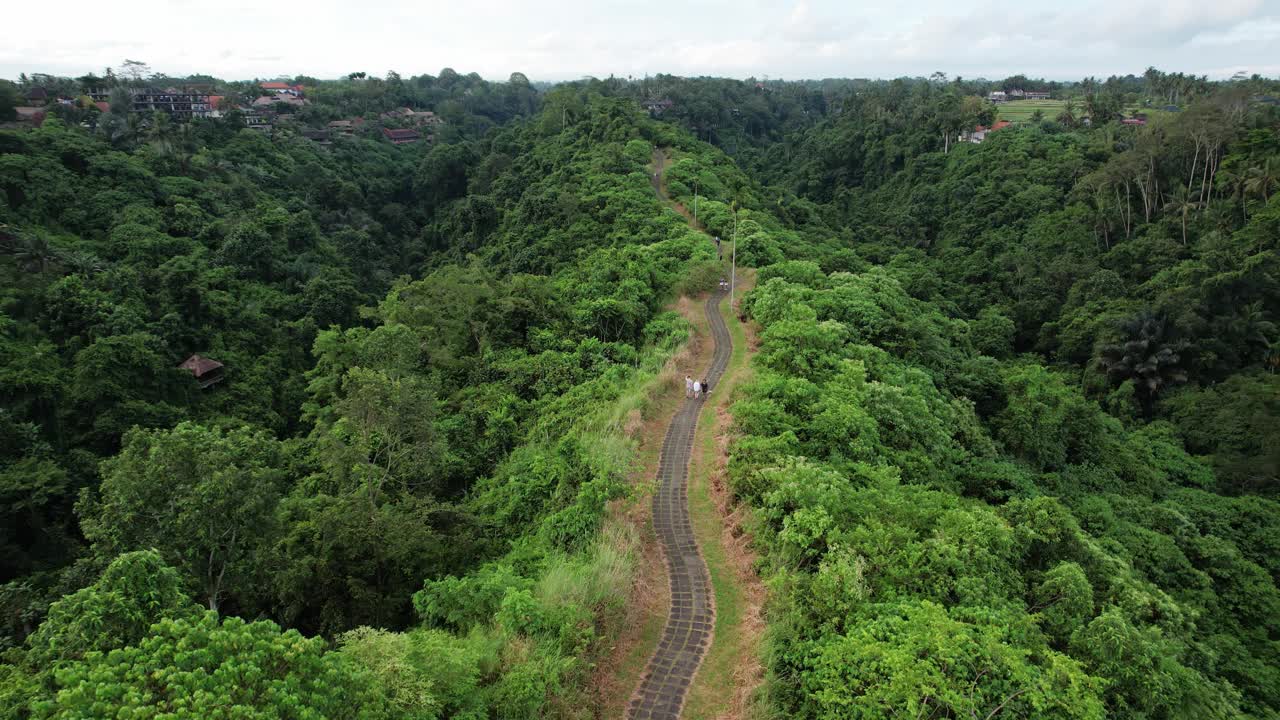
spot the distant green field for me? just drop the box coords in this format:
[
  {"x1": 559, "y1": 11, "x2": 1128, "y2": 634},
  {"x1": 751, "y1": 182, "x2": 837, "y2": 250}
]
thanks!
[
  {"x1": 996, "y1": 99, "x2": 1067, "y2": 122},
  {"x1": 997, "y1": 98, "x2": 1182, "y2": 125}
]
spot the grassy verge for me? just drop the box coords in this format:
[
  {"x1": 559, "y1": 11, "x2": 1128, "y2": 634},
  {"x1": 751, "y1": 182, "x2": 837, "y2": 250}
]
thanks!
[{"x1": 593, "y1": 400, "x2": 674, "y2": 720}]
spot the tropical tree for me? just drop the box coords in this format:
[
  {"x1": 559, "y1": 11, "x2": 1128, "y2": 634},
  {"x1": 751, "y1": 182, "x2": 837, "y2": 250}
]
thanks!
[
  {"x1": 82, "y1": 423, "x2": 287, "y2": 613},
  {"x1": 24, "y1": 550, "x2": 199, "y2": 668},
  {"x1": 1227, "y1": 301, "x2": 1277, "y2": 364},
  {"x1": 56, "y1": 249, "x2": 104, "y2": 276},
  {"x1": 1057, "y1": 98, "x2": 1078, "y2": 128},
  {"x1": 1164, "y1": 184, "x2": 1200, "y2": 245},
  {"x1": 12, "y1": 233, "x2": 56, "y2": 274},
  {"x1": 0, "y1": 80, "x2": 19, "y2": 121},
  {"x1": 119, "y1": 59, "x2": 152, "y2": 83},
  {"x1": 1217, "y1": 167, "x2": 1250, "y2": 220},
  {"x1": 1094, "y1": 311, "x2": 1190, "y2": 416},
  {"x1": 1244, "y1": 158, "x2": 1278, "y2": 205},
  {"x1": 37, "y1": 613, "x2": 389, "y2": 719}
]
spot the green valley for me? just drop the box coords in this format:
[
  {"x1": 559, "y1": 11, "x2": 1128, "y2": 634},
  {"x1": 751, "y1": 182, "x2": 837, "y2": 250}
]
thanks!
[{"x1": 1, "y1": 58, "x2": 1278, "y2": 720}]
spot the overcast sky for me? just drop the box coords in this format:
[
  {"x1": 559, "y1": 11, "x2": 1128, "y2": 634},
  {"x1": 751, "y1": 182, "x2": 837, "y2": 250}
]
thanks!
[{"x1": 3, "y1": 0, "x2": 1279, "y2": 82}]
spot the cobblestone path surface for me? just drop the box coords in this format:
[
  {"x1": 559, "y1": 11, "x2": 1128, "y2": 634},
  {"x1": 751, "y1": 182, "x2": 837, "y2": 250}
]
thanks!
[{"x1": 628, "y1": 289, "x2": 732, "y2": 720}]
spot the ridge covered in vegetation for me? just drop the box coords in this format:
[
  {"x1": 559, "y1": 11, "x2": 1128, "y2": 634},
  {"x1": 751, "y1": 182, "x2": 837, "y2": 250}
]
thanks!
[{"x1": 1, "y1": 66, "x2": 1278, "y2": 718}]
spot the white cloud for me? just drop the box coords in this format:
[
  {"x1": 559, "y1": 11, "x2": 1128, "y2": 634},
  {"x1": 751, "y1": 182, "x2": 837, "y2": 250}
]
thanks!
[
  {"x1": 1, "y1": 0, "x2": 1277, "y2": 81},
  {"x1": 1191, "y1": 16, "x2": 1280, "y2": 46}
]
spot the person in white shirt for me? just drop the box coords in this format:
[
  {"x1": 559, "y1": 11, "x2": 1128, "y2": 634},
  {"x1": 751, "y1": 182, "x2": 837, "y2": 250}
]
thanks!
[
  {"x1": 685, "y1": 375, "x2": 694, "y2": 398},
  {"x1": 693, "y1": 380, "x2": 702, "y2": 398}
]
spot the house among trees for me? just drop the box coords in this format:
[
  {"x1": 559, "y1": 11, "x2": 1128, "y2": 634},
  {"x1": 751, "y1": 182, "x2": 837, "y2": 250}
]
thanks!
[
  {"x1": 78, "y1": 87, "x2": 217, "y2": 120},
  {"x1": 327, "y1": 118, "x2": 363, "y2": 134},
  {"x1": 965, "y1": 120, "x2": 1011, "y2": 143},
  {"x1": 26, "y1": 87, "x2": 48, "y2": 104},
  {"x1": 178, "y1": 354, "x2": 225, "y2": 389},
  {"x1": 131, "y1": 89, "x2": 213, "y2": 119},
  {"x1": 260, "y1": 81, "x2": 304, "y2": 96},
  {"x1": 989, "y1": 89, "x2": 1049, "y2": 103},
  {"x1": 382, "y1": 127, "x2": 421, "y2": 145},
  {"x1": 14, "y1": 107, "x2": 47, "y2": 126},
  {"x1": 642, "y1": 98, "x2": 674, "y2": 114},
  {"x1": 252, "y1": 94, "x2": 308, "y2": 109},
  {"x1": 300, "y1": 128, "x2": 331, "y2": 145},
  {"x1": 240, "y1": 107, "x2": 273, "y2": 131}
]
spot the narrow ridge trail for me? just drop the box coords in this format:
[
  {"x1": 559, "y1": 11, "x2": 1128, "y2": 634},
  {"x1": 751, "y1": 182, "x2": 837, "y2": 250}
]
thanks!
[
  {"x1": 627, "y1": 289, "x2": 731, "y2": 720},
  {"x1": 626, "y1": 148, "x2": 733, "y2": 720}
]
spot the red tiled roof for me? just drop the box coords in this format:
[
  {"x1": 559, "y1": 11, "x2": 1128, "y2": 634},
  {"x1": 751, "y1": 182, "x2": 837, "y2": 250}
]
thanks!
[
  {"x1": 94, "y1": 101, "x2": 110, "y2": 113},
  {"x1": 992, "y1": 120, "x2": 1012, "y2": 130},
  {"x1": 208, "y1": 95, "x2": 224, "y2": 108},
  {"x1": 179, "y1": 354, "x2": 224, "y2": 377},
  {"x1": 260, "y1": 81, "x2": 291, "y2": 90}
]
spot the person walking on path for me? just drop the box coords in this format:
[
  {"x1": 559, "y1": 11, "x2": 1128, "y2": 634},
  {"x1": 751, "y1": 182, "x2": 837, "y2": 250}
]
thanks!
[
  {"x1": 702, "y1": 377, "x2": 710, "y2": 396},
  {"x1": 693, "y1": 379, "x2": 702, "y2": 398},
  {"x1": 686, "y1": 375, "x2": 694, "y2": 398}
]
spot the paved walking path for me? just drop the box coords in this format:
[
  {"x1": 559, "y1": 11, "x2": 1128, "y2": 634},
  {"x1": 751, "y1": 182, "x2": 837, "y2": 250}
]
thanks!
[{"x1": 628, "y1": 288, "x2": 732, "y2": 720}]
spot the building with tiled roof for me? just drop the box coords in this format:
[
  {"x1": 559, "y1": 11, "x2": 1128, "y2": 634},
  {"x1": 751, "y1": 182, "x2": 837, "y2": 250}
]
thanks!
[
  {"x1": 179, "y1": 354, "x2": 225, "y2": 389},
  {"x1": 260, "y1": 81, "x2": 304, "y2": 96},
  {"x1": 382, "y1": 127, "x2": 421, "y2": 145},
  {"x1": 252, "y1": 94, "x2": 308, "y2": 108}
]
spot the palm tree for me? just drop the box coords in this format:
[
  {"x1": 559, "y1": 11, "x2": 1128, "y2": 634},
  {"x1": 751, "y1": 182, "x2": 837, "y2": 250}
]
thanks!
[
  {"x1": 13, "y1": 233, "x2": 55, "y2": 274},
  {"x1": 1228, "y1": 301, "x2": 1277, "y2": 364},
  {"x1": 1244, "y1": 158, "x2": 1278, "y2": 205},
  {"x1": 148, "y1": 112, "x2": 177, "y2": 154},
  {"x1": 150, "y1": 118, "x2": 198, "y2": 172},
  {"x1": 59, "y1": 249, "x2": 105, "y2": 276},
  {"x1": 1095, "y1": 311, "x2": 1190, "y2": 417},
  {"x1": 1082, "y1": 92, "x2": 1099, "y2": 125},
  {"x1": 1217, "y1": 168, "x2": 1250, "y2": 221},
  {"x1": 1056, "y1": 99, "x2": 1077, "y2": 128},
  {"x1": 1164, "y1": 185, "x2": 1199, "y2": 245}
]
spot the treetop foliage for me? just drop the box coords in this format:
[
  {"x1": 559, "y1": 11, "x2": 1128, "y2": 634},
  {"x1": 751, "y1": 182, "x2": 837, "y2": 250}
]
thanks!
[{"x1": 2, "y1": 64, "x2": 1278, "y2": 718}]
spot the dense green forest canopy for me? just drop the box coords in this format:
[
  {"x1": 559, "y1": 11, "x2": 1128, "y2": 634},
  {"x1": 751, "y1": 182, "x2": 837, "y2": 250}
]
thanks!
[{"x1": 1, "y1": 64, "x2": 1278, "y2": 718}]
